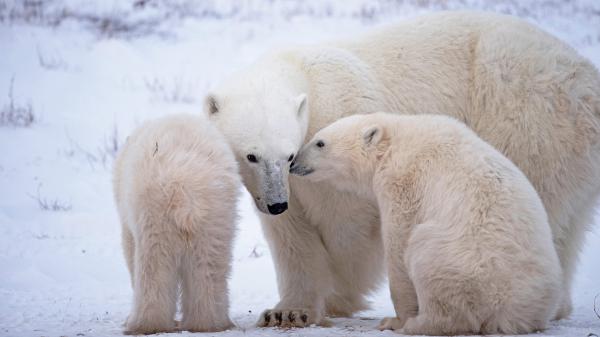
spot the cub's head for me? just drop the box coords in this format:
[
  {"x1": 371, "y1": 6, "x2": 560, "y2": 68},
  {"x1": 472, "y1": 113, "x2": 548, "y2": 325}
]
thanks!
[
  {"x1": 204, "y1": 65, "x2": 309, "y2": 215},
  {"x1": 290, "y1": 114, "x2": 385, "y2": 193}
]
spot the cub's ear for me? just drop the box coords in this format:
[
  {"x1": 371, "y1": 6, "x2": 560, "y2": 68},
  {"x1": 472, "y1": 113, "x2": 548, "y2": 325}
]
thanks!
[
  {"x1": 362, "y1": 124, "x2": 383, "y2": 146},
  {"x1": 204, "y1": 94, "x2": 219, "y2": 116},
  {"x1": 295, "y1": 93, "x2": 308, "y2": 118}
]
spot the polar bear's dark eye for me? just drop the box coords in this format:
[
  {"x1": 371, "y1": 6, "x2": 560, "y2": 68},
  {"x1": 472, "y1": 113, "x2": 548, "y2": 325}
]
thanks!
[
  {"x1": 247, "y1": 154, "x2": 258, "y2": 163},
  {"x1": 316, "y1": 140, "x2": 325, "y2": 148},
  {"x1": 288, "y1": 154, "x2": 294, "y2": 162}
]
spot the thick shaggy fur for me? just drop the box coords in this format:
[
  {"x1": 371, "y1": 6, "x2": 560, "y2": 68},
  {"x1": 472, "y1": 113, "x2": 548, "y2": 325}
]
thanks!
[
  {"x1": 113, "y1": 114, "x2": 239, "y2": 334},
  {"x1": 291, "y1": 112, "x2": 562, "y2": 335},
  {"x1": 206, "y1": 11, "x2": 600, "y2": 326}
]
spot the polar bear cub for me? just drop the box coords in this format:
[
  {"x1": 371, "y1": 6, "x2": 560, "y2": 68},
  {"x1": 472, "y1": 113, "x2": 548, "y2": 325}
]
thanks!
[
  {"x1": 290, "y1": 112, "x2": 562, "y2": 335},
  {"x1": 113, "y1": 113, "x2": 239, "y2": 334}
]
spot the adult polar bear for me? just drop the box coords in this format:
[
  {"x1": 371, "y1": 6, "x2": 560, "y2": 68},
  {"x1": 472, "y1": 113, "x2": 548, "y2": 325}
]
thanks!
[{"x1": 205, "y1": 11, "x2": 600, "y2": 326}]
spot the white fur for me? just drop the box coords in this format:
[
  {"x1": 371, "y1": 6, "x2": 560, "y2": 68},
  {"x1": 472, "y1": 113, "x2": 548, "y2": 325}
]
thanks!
[
  {"x1": 113, "y1": 114, "x2": 239, "y2": 334},
  {"x1": 207, "y1": 11, "x2": 600, "y2": 326},
  {"x1": 292, "y1": 112, "x2": 562, "y2": 335}
]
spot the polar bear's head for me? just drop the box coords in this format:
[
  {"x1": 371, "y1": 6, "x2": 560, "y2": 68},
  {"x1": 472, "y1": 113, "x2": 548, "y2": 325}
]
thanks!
[
  {"x1": 290, "y1": 114, "x2": 386, "y2": 196},
  {"x1": 204, "y1": 66, "x2": 309, "y2": 215}
]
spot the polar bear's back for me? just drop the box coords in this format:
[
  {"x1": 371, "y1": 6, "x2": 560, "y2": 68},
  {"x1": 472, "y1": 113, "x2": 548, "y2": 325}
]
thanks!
[
  {"x1": 113, "y1": 114, "x2": 239, "y2": 236},
  {"x1": 384, "y1": 113, "x2": 550, "y2": 233},
  {"x1": 340, "y1": 11, "x2": 568, "y2": 62},
  {"x1": 331, "y1": 10, "x2": 596, "y2": 123},
  {"x1": 372, "y1": 113, "x2": 556, "y2": 269}
]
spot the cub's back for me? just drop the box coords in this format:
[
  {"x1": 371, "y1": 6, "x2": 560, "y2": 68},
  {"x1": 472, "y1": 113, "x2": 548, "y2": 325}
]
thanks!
[
  {"x1": 394, "y1": 114, "x2": 554, "y2": 253},
  {"x1": 113, "y1": 114, "x2": 239, "y2": 234}
]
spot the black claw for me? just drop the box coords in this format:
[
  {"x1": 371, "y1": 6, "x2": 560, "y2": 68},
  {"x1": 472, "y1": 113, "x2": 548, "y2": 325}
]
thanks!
[
  {"x1": 300, "y1": 314, "x2": 308, "y2": 323},
  {"x1": 274, "y1": 312, "x2": 283, "y2": 324},
  {"x1": 263, "y1": 311, "x2": 271, "y2": 324},
  {"x1": 288, "y1": 312, "x2": 296, "y2": 322}
]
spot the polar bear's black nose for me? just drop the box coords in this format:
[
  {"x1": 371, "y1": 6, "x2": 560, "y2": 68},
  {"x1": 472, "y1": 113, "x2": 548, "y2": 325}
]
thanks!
[{"x1": 268, "y1": 202, "x2": 288, "y2": 215}]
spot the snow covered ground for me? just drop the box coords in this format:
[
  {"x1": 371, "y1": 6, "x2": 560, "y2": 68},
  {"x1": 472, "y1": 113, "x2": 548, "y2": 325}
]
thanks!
[{"x1": 0, "y1": 1, "x2": 599, "y2": 336}]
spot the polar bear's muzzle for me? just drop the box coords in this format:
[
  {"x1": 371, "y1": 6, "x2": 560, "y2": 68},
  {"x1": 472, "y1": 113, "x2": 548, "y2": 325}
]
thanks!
[
  {"x1": 258, "y1": 159, "x2": 290, "y2": 215},
  {"x1": 289, "y1": 161, "x2": 314, "y2": 176},
  {"x1": 289, "y1": 148, "x2": 315, "y2": 177}
]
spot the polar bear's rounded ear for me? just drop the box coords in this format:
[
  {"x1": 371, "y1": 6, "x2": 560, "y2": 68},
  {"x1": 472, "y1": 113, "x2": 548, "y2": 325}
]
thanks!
[
  {"x1": 204, "y1": 94, "x2": 219, "y2": 116},
  {"x1": 362, "y1": 125, "x2": 383, "y2": 146},
  {"x1": 295, "y1": 93, "x2": 308, "y2": 118}
]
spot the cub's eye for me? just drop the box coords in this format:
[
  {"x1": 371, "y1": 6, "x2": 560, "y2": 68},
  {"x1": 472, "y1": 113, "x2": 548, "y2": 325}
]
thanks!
[
  {"x1": 316, "y1": 140, "x2": 325, "y2": 148},
  {"x1": 247, "y1": 154, "x2": 258, "y2": 163},
  {"x1": 288, "y1": 154, "x2": 294, "y2": 162}
]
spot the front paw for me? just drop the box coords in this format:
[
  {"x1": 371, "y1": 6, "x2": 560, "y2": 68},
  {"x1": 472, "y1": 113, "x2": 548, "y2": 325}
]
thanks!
[
  {"x1": 378, "y1": 316, "x2": 406, "y2": 331},
  {"x1": 257, "y1": 308, "x2": 324, "y2": 328},
  {"x1": 124, "y1": 313, "x2": 177, "y2": 335}
]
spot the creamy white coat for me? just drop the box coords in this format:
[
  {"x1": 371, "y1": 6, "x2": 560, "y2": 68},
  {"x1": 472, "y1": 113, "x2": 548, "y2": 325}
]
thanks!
[
  {"x1": 207, "y1": 11, "x2": 600, "y2": 326},
  {"x1": 291, "y1": 112, "x2": 562, "y2": 335},
  {"x1": 113, "y1": 114, "x2": 239, "y2": 334}
]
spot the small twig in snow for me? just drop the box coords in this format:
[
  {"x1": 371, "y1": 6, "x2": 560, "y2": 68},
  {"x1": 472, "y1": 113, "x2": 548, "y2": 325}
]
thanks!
[
  {"x1": 1, "y1": 76, "x2": 36, "y2": 128},
  {"x1": 144, "y1": 76, "x2": 196, "y2": 104},
  {"x1": 28, "y1": 183, "x2": 72, "y2": 212},
  {"x1": 594, "y1": 293, "x2": 600, "y2": 320},
  {"x1": 36, "y1": 46, "x2": 68, "y2": 70},
  {"x1": 63, "y1": 123, "x2": 121, "y2": 169},
  {"x1": 249, "y1": 245, "x2": 263, "y2": 258}
]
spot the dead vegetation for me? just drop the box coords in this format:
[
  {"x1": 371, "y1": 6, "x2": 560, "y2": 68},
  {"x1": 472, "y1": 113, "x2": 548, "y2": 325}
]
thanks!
[
  {"x1": 29, "y1": 183, "x2": 72, "y2": 212},
  {"x1": 0, "y1": 0, "x2": 164, "y2": 38},
  {"x1": 1, "y1": 76, "x2": 35, "y2": 128},
  {"x1": 248, "y1": 245, "x2": 264, "y2": 258},
  {"x1": 1, "y1": 1, "x2": 599, "y2": 41},
  {"x1": 64, "y1": 123, "x2": 121, "y2": 169},
  {"x1": 589, "y1": 294, "x2": 600, "y2": 337},
  {"x1": 0, "y1": 0, "x2": 237, "y2": 39},
  {"x1": 36, "y1": 46, "x2": 68, "y2": 71},
  {"x1": 144, "y1": 77, "x2": 196, "y2": 104},
  {"x1": 595, "y1": 294, "x2": 600, "y2": 320}
]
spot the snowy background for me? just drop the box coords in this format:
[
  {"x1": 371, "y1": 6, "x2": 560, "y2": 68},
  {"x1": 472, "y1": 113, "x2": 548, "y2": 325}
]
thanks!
[{"x1": 1, "y1": 1, "x2": 599, "y2": 336}]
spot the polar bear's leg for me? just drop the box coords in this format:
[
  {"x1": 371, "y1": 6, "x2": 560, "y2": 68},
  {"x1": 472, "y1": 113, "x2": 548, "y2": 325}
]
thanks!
[
  {"x1": 323, "y1": 211, "x2": 384, "y2": 317},
  {"x1": 121, "y1": 225, "x2": 135, "y2": 287},
  {"x1": 400, "y1": 314, "x2": 456, "y2": 335},
  {"x1": 379, "y1": 263, "x2": 418, "y2": 329},
  {"x1": 325, "y1": 292, "x2": 369, "y2": 317},
  {"x1": 324, "y1": 245, "x2": 382, "y2": 317},
  {"x1": 125, "y1": 220, "x2": 179, "y2": 335},
  {"x1": 180, "y1": 237, "x2": 233, "y2": 332},
  {"x1": 257, "y1": 210, "x2": 334, "y2": 327},
  {"x1": 297, "y1": 185, "x2": 383, "y2": 319},
  {"x1": 379, "y1": 222, "x2": 418, "y2": 331},
  {"x1": 400, "y1": 286, "x2": 479, "y2": 336},
  {"x1": 554, "y1": 200, "x2": 597, "y2": 319},
  {"x1": 400, "y1": 222, "x2": 478, "y2": 335}
]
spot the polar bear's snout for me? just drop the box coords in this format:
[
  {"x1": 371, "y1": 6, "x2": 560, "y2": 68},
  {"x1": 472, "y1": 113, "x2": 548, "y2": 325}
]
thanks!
[
  {"x1": 260, "y1": 159, "x2": 290, "y2": 215},
  {"x1": 289, "y1": 159, "x2": 313, "y2": 176},
  {"x1": 290, "y1": 143, "x2": 318, "y2": 177}
]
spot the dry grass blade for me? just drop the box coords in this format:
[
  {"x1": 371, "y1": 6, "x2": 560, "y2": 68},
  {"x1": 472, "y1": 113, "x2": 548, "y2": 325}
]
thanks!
[
  {"x1": 1, "y1": 76, "x2": 36, "y2": 128},
  {"x1": 595, "y1": 294, "x2": 600, "y2": 320},
  {"x1": 28, "y1": 183, "x2": 72, "y2": 212}
]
